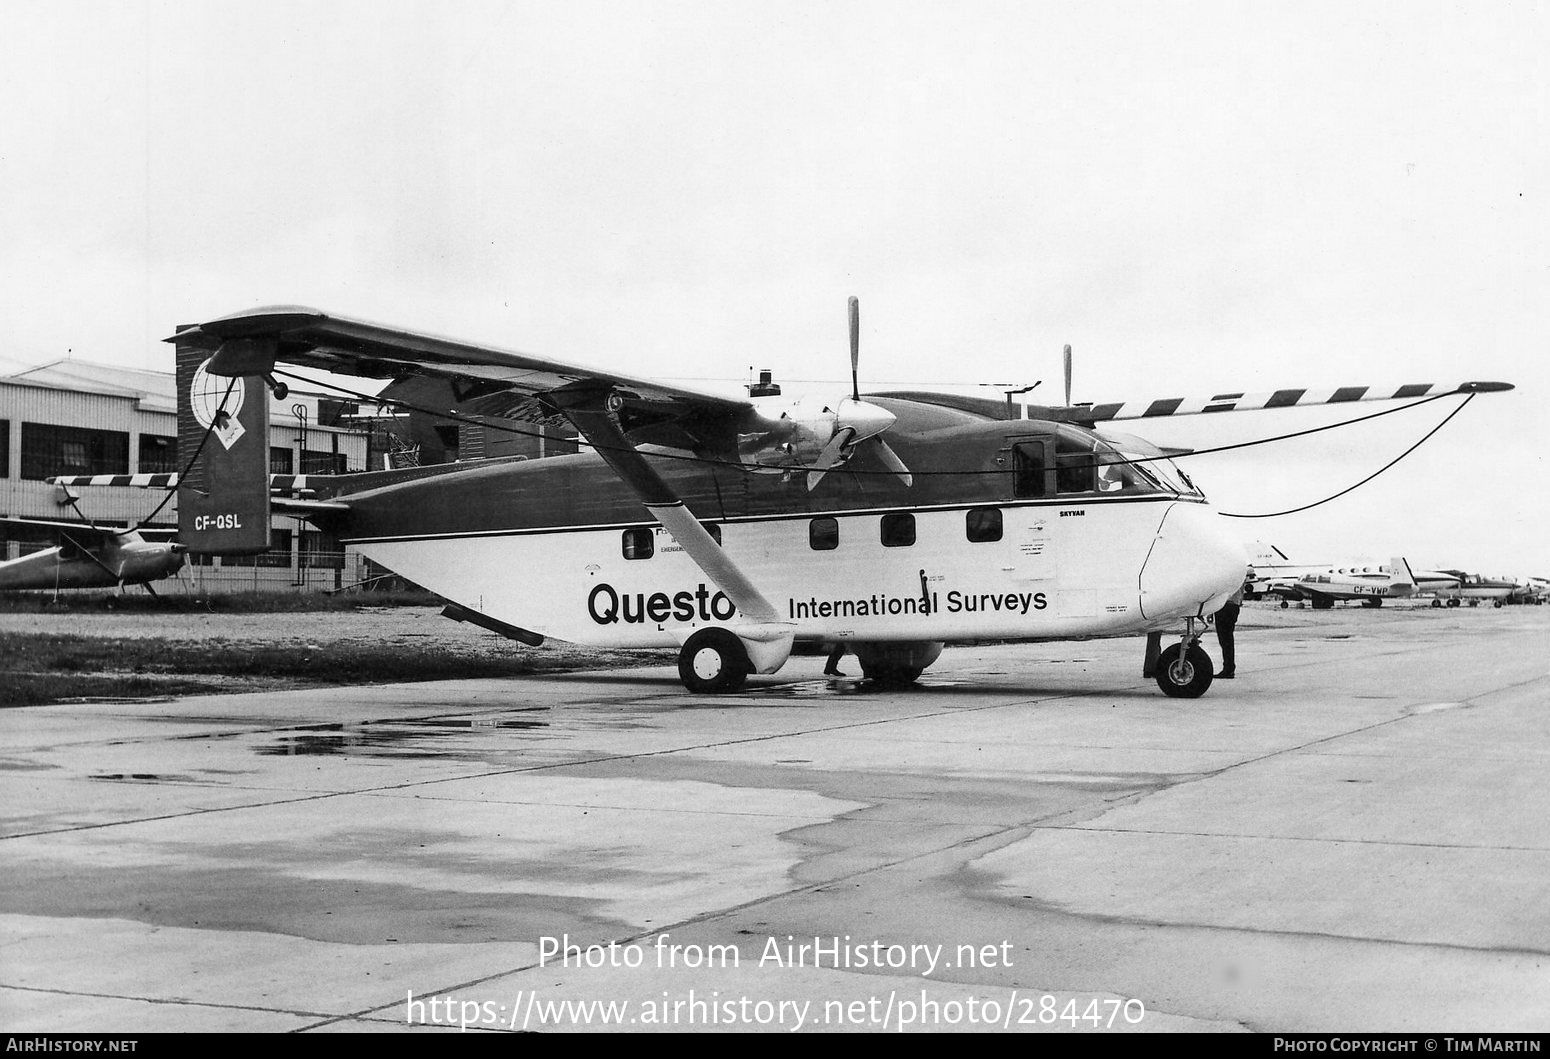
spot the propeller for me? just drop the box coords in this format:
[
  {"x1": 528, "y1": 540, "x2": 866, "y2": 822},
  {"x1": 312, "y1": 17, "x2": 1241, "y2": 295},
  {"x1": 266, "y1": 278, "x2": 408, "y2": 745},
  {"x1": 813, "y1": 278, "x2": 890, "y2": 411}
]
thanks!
[
  {"x1": 806, "y1": 297, "x2": 913, "y2": 490},
  {"x1": 1063, "y1": 344, "x2": 1073, "y2": 407}
]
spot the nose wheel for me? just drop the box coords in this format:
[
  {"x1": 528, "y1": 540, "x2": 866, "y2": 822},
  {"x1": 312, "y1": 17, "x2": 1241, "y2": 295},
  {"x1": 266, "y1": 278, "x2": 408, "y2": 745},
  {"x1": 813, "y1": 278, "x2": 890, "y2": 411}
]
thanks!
[{"x1": 1154, "y1": 618, "x2": 1214, "y2": 698}]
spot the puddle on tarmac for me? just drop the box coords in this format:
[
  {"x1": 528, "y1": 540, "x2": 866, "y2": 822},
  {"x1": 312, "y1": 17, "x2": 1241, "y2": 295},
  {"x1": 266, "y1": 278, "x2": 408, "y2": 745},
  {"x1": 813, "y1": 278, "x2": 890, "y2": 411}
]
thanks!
[{"x1": 254, "y1": 715, "x2": 550, "y2": 757}]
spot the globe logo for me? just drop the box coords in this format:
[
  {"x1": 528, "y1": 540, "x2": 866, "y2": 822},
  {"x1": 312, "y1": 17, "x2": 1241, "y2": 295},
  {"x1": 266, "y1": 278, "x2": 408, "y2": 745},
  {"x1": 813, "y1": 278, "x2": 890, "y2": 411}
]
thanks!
[{"x1": 190, "y1": 359, "x2": 247, "y2": 450}]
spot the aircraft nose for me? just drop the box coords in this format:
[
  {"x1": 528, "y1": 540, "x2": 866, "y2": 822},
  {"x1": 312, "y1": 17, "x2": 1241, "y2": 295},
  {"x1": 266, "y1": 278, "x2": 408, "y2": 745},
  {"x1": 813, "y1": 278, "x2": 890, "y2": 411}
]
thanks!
[{"x1": 1139, "y1": 503, "x2": 1248, "y2": 620}]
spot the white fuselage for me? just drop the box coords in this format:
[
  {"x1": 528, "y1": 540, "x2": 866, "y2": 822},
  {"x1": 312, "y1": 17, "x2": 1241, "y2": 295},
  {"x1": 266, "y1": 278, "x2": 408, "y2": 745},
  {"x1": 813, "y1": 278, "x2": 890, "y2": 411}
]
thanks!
[{"x1": 354, "y1": 496, "x2": 1246, "y2": 648}]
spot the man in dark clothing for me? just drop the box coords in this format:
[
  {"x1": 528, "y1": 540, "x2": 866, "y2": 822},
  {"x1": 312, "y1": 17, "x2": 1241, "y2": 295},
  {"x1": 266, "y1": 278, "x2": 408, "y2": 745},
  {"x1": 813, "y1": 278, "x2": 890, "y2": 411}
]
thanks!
[
  {"x1": 824, "y1": 642, "x2": 847, "y2": 677},
  {"x1": 1215, "y1": 583, "x2": 1244, "y2": 678}
]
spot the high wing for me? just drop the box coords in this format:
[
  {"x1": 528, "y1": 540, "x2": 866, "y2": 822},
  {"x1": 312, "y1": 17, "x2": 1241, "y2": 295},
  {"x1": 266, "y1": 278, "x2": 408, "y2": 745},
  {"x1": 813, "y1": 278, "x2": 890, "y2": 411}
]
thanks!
[
  {"x1": 0, "y1": 516, "x2": 129, "y2": 548},
  {"x1": 171, "y1": 306, "x2": 756, "y2": 451},
  {"x1": 1070, "y1": 382, "x2": 1513, "y2": 424},
  {"x1": 875, "y1": 381, "x2": 1512, "y2": 426}
]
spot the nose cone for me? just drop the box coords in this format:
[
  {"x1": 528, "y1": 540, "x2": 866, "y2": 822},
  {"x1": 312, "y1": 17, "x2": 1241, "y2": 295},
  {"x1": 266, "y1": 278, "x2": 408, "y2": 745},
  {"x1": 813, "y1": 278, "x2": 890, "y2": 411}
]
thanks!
[{"x1": 1140, "y1": 503, "x2": 1248, "y2": 620}]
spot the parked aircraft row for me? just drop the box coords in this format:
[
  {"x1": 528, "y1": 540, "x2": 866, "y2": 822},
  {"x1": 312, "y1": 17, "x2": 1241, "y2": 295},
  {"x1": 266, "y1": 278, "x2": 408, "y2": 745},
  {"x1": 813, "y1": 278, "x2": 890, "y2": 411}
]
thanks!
[{"x1": 1244, "y1": 546, "x2": 1542, "y2": 609}]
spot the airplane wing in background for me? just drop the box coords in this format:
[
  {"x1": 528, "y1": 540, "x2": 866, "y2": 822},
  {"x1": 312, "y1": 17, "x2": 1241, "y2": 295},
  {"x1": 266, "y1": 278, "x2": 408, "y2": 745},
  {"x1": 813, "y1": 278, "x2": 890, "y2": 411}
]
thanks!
[{"x1": 0, "y1": 516, "x2": 129, "y2": 548}]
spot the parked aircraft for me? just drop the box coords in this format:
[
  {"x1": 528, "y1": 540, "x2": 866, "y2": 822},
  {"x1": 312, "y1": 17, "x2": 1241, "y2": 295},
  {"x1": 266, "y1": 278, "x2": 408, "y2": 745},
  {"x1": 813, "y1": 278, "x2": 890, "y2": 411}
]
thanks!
[
  {"x1": 1255, "y1": 557, "x2": 1462, "y2": 609},
  {"x1": 53, "y1": 302, "x2": 1512, "y2": 697},
  {"x1": 1430, "y1": 571, "x2": 1520, "y2": 608},
  {"x1": 0, "y1": 517, "x2": 184, "y2": 595}
]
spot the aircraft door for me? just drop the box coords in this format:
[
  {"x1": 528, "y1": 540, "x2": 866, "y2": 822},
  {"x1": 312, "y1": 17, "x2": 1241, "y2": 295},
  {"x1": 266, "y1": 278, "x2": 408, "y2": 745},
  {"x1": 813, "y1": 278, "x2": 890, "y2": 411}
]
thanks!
[{"x1": 1007, "y1": 437, "x2": 1059, "y2": 587}]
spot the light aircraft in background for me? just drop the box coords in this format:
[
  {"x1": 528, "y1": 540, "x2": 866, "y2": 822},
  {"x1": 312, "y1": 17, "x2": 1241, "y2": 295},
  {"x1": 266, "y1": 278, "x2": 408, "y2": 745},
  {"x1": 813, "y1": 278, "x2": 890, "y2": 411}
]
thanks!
[
  {"x1": 0, "y1": 517, "x2": 184, "y2": 595},
  {"x1": 1255, "y1": 557, "x2": 1465, "y2": 609},
  {"x1": 1429, "y1": 571, "x2": 1520, "y2": 608},
  {"x1": 1245, "y1": 547, "x2": 1460, "y2": 610},
  {"x1": 53, "y1": 301, "x2": 1513, "y2": 697}
]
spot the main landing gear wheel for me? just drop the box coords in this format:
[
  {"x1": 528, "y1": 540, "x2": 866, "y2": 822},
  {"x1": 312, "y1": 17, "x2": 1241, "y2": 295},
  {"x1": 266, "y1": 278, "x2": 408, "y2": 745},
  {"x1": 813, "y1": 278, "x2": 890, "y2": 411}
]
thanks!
[
  {"x1": 678, "y1": 629, "x2": 750, "y2": 694},
  {"x1": 1155, "y1": 643, "x2": 1214, "y2": 699},
  {"x1": 860, "y1": 661, "x2": 924, "y2": 686}
]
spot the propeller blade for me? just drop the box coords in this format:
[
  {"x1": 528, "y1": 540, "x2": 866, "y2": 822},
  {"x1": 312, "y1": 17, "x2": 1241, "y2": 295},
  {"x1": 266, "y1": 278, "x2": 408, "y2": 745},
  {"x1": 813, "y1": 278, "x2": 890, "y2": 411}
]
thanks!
[
  {"x1": 848, "y1": 296, "x2": 860, "y2": 401},
  {"x1": 1063, "y1": 344, "x2": 1072, "y2": 407},
  {"x1": 869, "y1": 436, "x2": 913, "y2": 487},
  {"x1": 805, "y1": 427, "x2": 855, "y2": 491}
]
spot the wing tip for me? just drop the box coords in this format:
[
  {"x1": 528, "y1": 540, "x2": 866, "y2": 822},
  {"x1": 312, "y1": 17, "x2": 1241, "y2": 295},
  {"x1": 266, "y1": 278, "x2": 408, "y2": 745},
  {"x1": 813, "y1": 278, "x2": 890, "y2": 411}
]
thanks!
[{"x1": 165, "y1": 305, "x2": 328, "y2": 343}]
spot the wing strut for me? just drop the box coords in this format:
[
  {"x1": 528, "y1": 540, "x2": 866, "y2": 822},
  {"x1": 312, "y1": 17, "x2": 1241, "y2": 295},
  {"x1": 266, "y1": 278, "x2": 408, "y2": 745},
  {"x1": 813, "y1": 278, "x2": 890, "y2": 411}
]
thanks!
[{"x1": 543, "y1": 383, "x2": 795, "y2": 674}]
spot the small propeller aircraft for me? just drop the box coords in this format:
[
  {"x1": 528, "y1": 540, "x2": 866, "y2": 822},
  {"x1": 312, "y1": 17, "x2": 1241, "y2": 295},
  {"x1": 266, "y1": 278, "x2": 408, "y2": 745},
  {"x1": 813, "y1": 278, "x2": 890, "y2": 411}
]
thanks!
[
  {"x1": 1429, "y1": 571, "x2": 1520, "y2": 608},
  {"x1": 0, "y1": 517, "x2": 184, "y2": 595},
  {"x1": 1250, "y1": 556, "x2": 1461, "y2": 609},
  {"x1": 52, "y1": 300, "x2": 1512, "y2": 697}
]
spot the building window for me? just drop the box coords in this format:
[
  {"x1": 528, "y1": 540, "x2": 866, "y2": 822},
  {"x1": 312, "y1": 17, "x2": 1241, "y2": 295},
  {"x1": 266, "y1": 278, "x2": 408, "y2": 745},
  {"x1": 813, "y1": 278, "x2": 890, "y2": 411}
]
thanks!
[
  {"x1": 966, "y1": 507, "x2": 1002, "y2": 543},
  {"x1": 137, "y1": 434, "x2": 177, "y2": 474},
  {"x1": 622, "y1": 527, "x2": 653, "y2": 560},
  {"x1": 20, "y1": 423, "x2": 129, "y2": 480},
  {"x1": 256, "y1": 528, "x2": 293, "y2": 568},
  {"x1": 880, "y1": 512, "x2": 916, "y2": 548},
  {"x1": 809, "y1": 517, "x2": 838, "y2": 551},
  {"x1": 301, "y1": 449, "x2": 347, "y2": 475},
  {"x1": 270, "y1": 447, "x2": 294, "y2": 475},
  {"x1": 1, "y1": 420, "x2": 8, "y2": 478},
  {"x1": 300, "y1": 530, "x2": 344, "y2": 569}
]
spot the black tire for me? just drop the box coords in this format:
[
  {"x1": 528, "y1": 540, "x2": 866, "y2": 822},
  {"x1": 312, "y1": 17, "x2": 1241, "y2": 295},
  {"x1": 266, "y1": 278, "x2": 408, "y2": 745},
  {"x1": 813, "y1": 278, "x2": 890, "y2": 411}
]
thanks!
[
  {"x1": 861, "y1": 661, "x2": 924, "y2": 686},
  {"x1": 677, "y1": 629, "x2": 750, "y2": 694},
  {"x1": 1280, "y1": 600, "x2": 1289, "y2": 609},
  {"x1": 1431, "y1": 599, "x2": 1442, "y2": 608},
  {"x1": 1155, "y1": 643, "x2": 1214, "y2": 698}
]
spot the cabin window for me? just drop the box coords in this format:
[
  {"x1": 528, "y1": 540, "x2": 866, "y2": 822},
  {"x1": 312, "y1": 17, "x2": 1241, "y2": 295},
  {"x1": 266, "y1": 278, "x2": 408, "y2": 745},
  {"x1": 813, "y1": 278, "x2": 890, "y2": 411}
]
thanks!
[
  {"x1": 1055, "y1": 435, "x2": 1097, "y2": 494},
  {"x1": 270, "y1": 447, "x2": 294, "y2": 475},
  {"x1": 703, "y1": 523, "x2": 722, "y2": 546},
  {"x1": 966, "y1": 507, "x2": 1002, "y2": 543},
  {"x1": 1012, "y1": 441, "x2": 1048, "y2": 498},
  {"x1": 622, "y1": 527, "x2": 654, "y2": 560},
  {"x1": 809, "y1": 517, "x2": 838, "y2": 551},
  {"x1": 880, "y1": 512, "x2": 916, "y2": 548}
]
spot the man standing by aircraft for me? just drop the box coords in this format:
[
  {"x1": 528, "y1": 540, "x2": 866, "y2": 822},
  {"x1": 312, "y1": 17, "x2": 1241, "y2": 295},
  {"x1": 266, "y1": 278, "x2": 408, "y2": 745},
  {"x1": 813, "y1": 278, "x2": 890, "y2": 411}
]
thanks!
[{"x1": 1215, "y1": 576, "x2": 1246, "y2": 679}]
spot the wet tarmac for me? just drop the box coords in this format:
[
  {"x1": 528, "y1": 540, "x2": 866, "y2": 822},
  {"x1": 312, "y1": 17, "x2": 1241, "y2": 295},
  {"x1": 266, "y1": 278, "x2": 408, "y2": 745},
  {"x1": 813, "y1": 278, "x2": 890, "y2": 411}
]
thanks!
[{"x1": 2, "y1": 605, "x2": 1547, "y2": 1033}]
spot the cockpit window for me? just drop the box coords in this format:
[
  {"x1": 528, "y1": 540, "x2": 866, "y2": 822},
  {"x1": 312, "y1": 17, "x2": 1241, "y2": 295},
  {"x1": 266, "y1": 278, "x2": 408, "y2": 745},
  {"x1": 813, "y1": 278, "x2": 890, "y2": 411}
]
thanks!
[{"x1": 1092, "y1": 430, "x2": 1204, "y2": 498}]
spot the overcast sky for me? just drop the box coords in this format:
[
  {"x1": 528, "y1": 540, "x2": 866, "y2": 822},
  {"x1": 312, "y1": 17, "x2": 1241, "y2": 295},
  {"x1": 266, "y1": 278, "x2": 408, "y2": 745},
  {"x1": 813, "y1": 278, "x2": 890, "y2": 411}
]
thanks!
[{"x1": 2, "y1": 0, "x2": 1544, "y2": 576}]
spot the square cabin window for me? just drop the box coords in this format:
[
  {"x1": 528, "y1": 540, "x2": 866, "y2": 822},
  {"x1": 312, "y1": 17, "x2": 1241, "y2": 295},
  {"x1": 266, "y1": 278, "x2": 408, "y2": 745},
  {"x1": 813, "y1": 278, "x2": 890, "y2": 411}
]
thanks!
[
  {"x1": 809, "y1": 517, "x2": 838, "y2": 551},
  {"x1": 622, "y1": 527, "x2": 654, "y2": 560},
  {"x1": 1012, "y1": 441, "x2": 1048, "y2": 498},
  {"x1": 880, "y1": 512, "x2": 916, "y2": 547},
  {"x1": 965, "y1": 507, "x2": 1002, "y2": 543}
]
